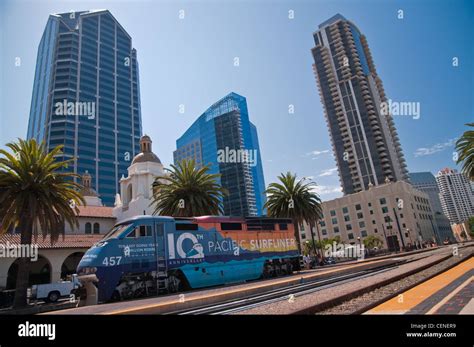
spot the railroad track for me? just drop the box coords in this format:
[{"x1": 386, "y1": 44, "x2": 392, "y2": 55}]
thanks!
[{"x1": 172, "y1": 256, "x2": 428, "y2": 315}]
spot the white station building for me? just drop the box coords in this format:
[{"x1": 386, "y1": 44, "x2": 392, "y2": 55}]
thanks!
[{"x1": 113, "y1": 135, "x2": 166, "y2": 222}]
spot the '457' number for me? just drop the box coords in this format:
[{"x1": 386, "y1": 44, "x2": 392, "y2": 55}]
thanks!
[{"x1": 102, "y1": 256, "x2": 122, "y2": 266}]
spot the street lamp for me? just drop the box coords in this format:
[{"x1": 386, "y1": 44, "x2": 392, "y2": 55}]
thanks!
[
  {"x1": 392, "y1": 207, "x2": 406, "y2": 251},
  {"x1": 381, "y1": 222, "x2": 389, "y2": 251}
]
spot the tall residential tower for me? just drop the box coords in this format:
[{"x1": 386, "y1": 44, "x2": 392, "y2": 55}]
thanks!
[
  {"x1": 311, "y1": 14, "x2": 409, "y2": 195},
  {"x1": 409, "y1": 172, "x2": 454, "y2": 242},
  {"x1": 174, "y1": 93, "x2": 266, "y2": 217},
  {"x1": 27, "y1": 10, "x2": 142, "y2": 206},
  {"x1": 436, "y1": 168, "x2": 474, "y2": 224}
]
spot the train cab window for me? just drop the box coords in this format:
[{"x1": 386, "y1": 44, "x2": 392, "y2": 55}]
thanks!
[
  {"x1": 139, "y1": 225, "x2": 152, "y2": 237},
  {"x1": 103, "y1": 223, "x2": 132, "y2": 240},
  {"x1": 127, "y1": 225, "x2": 152, "y2": 238},
  {"x1": 125, "y1": 228, "x2": 138, "y2": 238},
  {"x1": 278, "y1": 223, "x2": 288, "y2": 231}
]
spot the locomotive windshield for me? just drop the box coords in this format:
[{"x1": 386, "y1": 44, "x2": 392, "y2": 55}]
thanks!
[{"x1": 102, "y1": 223, "x2": 133, "y2": 240}]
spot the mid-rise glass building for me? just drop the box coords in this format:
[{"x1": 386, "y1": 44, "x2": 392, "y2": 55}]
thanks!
[
  {"x1": 174, "y1": 93, "x2": 266, "y2": 216},
  {"x1": 27, "y1": 10, "x2": 142, "y2": 206}
]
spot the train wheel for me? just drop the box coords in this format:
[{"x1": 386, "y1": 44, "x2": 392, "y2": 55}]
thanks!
[{"x1": 168, "y1": 273, "x2": 185, "y2": 293}]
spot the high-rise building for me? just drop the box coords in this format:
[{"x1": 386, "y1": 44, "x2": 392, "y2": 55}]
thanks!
[
  {"x1": 27, "y1": 10, "x2": 142, "y2": 206},
  {"x1": 311, "y1": 14, "x2": 408, "y2": 195},
  {"x1": 174, "y1": 92, "x2": 266, "y2": 216},
  {"x1": 409, "y1": 172, "x2": 454, "y2": 242},
  {"x1": 436, "y1": 168, "x2": 474, "y2": 224}
]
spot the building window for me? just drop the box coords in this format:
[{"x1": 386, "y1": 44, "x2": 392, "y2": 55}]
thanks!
[
  {"x1": 370, "y1": 210, "x2": 374, "y2": 215},
  {"x1": 348, "y1": 233, "x2": 354, "y2": 240},
  {"x1": 361, "y1": 230, "x2": 367, "y2": 237},
  {"x1": 85, "y1": 223, "x2": 92, "y2": 234},
  {"x1": 93, "y1": 223, "x2": 100, "y2": 234},
  {"x1": 330, "y1": 210, "x2": 336, "y2": 216},
  {"x1": 359, "y1": 221, "x2": 365, "y2": 228},
  {"x1": 342, "y1": 207, "x2": 348, "y2": 214},
  {"x1": 346, "y1": 224, "x2": 352, "y2": 231},
  {"x1": 300, "y1": 224, "x2": 305, "y2": 231},
  {"x1": 334, "y1": 226, "x2": 340, "y2": 233},
  {"x1": 332, "y1": 218, "x2": 338, "y2": 225},
  {"x1": 368, "y1": 202, "x2": 372, "y2": 207},
  {"x1": 384, "y1": 216, "x2": 391, "y2": 223},
  {"x1": 402, "y1": 223, "x2": 406, "y2": 228},
  {"x1": 344, "y1": 215, "x2": 350, "y2": 222},
  {"x1": 355, "y1": 204, "x2": 362, "y2": 211},
  {"x1": 320, "y1": 220, "x2": 326, "y2": 227},
  {"x1": 322, "y1": 229, "x2": 327, "y2": 235},
  {"x1": 357, "y1": 212, "x2": 363, "y2": 219},
  {"x1": 301, "y1": 233, "x2": 306, "y2": 240},
  {"x1": 372, "y1": 220, "x2": 376, "y2": 225},
  {"x1": 380, "y1": 198, "x2": 387, "y2": 205},
  {"x1": 382, "y1": 207, "x2": 389, "y2": 214},
  {"x1": 400, "y1": 213, "x2": 404, "y2": 219},
  {"x1": 374, "y1": 228, "x2": 378, "y2": 233}
]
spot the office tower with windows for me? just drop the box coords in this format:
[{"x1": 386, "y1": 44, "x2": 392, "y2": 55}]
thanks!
[
  {"x1": 27, "y1": 10, "x2": 142, "y2": 206},
  {"x1": 311, "y1": 14, "x2": 409, "y2": 195},
  {"x1": 436, "y1": 168, "x2": 474, "y2": 224},
  {"x1": 174, "y1": 92, "x2": 266, "y2": 216}
]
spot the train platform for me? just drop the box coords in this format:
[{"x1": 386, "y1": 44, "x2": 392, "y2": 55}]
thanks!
[{"x1": 365, "y1": 256, "x2": 474, "y2": 315}]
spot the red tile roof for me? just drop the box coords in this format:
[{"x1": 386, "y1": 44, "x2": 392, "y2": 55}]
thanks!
[
  {"x1": 77, "y1": 206, "x2": 115, "y2": 219},
  {"x1": 0, "y1": 234, "x2": 103, "y2": 249}
]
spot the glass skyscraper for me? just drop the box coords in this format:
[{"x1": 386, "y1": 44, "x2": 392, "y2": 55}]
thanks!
[
  {"x1": 311, "y1": 14, "x2": 409, "y2": 195},
  {"x1": 27, "y1": 10, "x2": 142, "y2": 206},
  {"x1": 174, "y1": 93, "x2": 266, "y2": 217}
]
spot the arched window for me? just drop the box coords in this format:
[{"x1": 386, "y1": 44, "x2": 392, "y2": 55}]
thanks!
[
  {"x1": 85, "y1": 223, "x2": 92, "y2": 234},
  {"x1": 93, "y1": 223, "x2": 100, "y2": 234}
]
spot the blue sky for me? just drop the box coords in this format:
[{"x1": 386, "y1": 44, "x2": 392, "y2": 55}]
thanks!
[{"x1": 1, "y1": 0, "x2": 473, "y2": 201}]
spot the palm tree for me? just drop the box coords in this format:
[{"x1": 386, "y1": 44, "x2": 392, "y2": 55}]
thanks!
[
  {"x1": 151, "y1": 159, "x2": 227, "y2": 217},
  {"x1": 264, "y1": 172, "x2": 322, "y2": 253},
  {"x1": 0, "y1": 139, "x2": 84, "y2": 308},
  {"x1": 455, "y1": 123, "x2": 474, "y2": 181}
]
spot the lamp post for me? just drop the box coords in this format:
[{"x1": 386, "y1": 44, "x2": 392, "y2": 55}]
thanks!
[
  {"x1": 381, "y1": 222, "x2": 389, "y2": 251},
  {"x1": 392, "y1": 207, "x2": 406, "y2": 251}
]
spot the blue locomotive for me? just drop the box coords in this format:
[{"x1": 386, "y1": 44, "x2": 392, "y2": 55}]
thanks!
[{"x1": 77, "y1": 215, "x2": 300, "y2": 302}]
